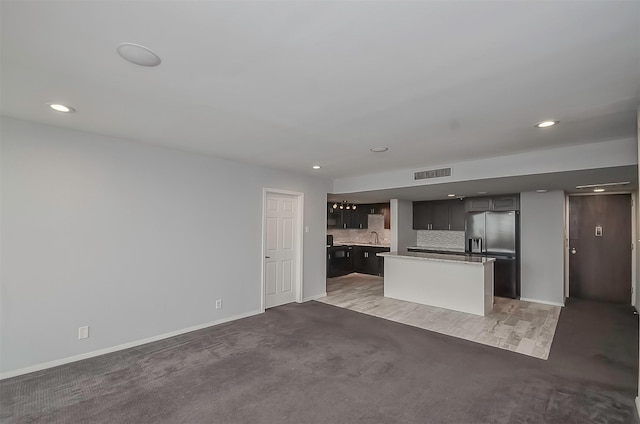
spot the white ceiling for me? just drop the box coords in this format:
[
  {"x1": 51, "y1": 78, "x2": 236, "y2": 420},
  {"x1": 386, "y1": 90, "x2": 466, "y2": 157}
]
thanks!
[{"x1": 1, "y1": 1, "x2": 639, "y2": 182}]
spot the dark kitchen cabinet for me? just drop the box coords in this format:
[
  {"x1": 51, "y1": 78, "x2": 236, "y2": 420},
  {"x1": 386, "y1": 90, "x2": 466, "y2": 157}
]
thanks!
[
  {"x1": 327, "y1": 204, "x2": 367, "y2": 229},
  {"x1": 327, "y1": 246, "x2": 353, "y2": 277},
  {"x1": 353, "y1": 206, "x2": 369, "y2": 229},
  {"x1": 464, "y1": 197, "x2": 492, "y2": 212},
  {"x1": 448, "y1": 199, "x2": 465, "y2": 230},
  {"x1": 365, "y1": 204, "x2": 379, "y2": 214},
  {"x1": 327, "y1": 203, "x2": 369, "y2": 229},
  {"x1": 339, "y1": 208, "x2": 352, "y2": 229},
  {"x1": 431, "y1": 201, "x2": 450, "y2": 230},
  {"x1": 413, "y1": 201, "x2": 434, "y2": 230},
  {"x1": 353, "y1": 246, "x2": 378, "y2": 275},
  {"x1": 413, "y1": 199, "x2": 464, "y2": 230},
  {"x1": 327, "y1": 202, "x2": 390, "y2": 229},
  {"x1": 464, "y1": 195, "x2": 520, "y2": 212},
  {"x1": 371, "y1": 203, "x2": 391, "y2": 229},
  {"x1": 327, "y1": 203, "x2": 391, "y2": 230},
  {"x1": 492, "y1": 195, "x2": 520, "y2": 211},
  {"x1": 352, "y1": 246, "x2": 368, "y2": 274},
  {"x1": 372, "y1": 246, "x2": 390, "y2": 276},
  {"x1": 327, "y1": 203, "x2": 342, "y2": 228},
  {"x1": 383, "y1": 206, "x2": 390, "y2": 230},
  {"x1": 353, "y1": 246, "x2": 390, "y2": 276},
  {"x1": 341, "y1": 207, "x2": 367, "y2": 229}
]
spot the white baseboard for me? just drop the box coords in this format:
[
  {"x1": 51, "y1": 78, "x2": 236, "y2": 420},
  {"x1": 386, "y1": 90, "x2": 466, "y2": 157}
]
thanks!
[
  {"x1": 302, "y1": 292, "x2": 327, "y2": 302},
  {"x1": 520, "y1": 297, "x2": 565, "y2": 307},
  {"x1": 0, "y1": 309, "x2": 263, "y2": 380}
]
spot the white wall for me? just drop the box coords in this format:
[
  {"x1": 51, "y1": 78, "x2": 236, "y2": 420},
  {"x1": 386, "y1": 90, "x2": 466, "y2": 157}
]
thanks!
[
  {"x1": 0, "y1": 116, "x2": 330, "y2": 375},
  {"x1": 520, "y1": 190, "x2": 566, "y2": 305},
  {"x1": 390, "y1": 199, "x2": 416, "y2": 251}
]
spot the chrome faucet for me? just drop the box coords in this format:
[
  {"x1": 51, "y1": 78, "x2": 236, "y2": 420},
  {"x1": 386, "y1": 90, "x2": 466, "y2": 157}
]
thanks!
[{"x1": 371, "y1": 231, "x2": 379, "y2": 245}]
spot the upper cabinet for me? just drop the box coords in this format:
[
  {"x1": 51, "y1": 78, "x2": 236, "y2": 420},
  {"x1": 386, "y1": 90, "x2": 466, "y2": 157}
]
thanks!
[
  {"x1": 352, "y1": 206, "x2": 369, "y2": 229},
  {"x1": 464, "y1": 197, "x2": 492, "y2": 212},
  {"x1": 491, "y1": 195, "x2": 520, "y2": 211},
  {"x1": 464, "y1": 195, "x2": 520, "y2": 212},
  {"x1": 327, "y1": 202, "x2": 390, "y2": 229},
  {"x1": 448, "y1": 200, "x2": 465, "y2": 230},
  {"x1": 372, "y1": 203, "x2": 391, "y2": 230},
  {"x1": 413, "y1": 199, "x2": 465, "y2": 230},
  {"x1": 327, "y1": 203, "x2": 364, "y2": 229},
  {"x1": 327, "y1": 203, "x2": 342, "y2": 228}
]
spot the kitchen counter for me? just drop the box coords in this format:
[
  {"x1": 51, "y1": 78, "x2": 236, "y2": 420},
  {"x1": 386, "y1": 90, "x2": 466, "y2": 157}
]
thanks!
[
  {"x1": 333, "y1": 242, "x2": 391, "y2": 248},
  {"x1": 380, "y1": 249, "x2": 494, "y2": 316},
  {"x1": 406, "y1": 246, "x2": 466, "y2": 254},
  {"x1": 379, "y1": 250, "x2": 495, "y2": 265}
]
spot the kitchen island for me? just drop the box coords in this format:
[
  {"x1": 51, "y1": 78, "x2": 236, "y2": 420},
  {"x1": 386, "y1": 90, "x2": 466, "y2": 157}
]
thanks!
[{"x1": 378, "y1": 250, "x2": 495, "y2": 316}]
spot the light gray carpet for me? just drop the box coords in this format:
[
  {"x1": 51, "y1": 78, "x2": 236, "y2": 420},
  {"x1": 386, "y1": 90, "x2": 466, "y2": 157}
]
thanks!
[{"x1": 1, "y1": 298, "x2": 638, "y2": 423}]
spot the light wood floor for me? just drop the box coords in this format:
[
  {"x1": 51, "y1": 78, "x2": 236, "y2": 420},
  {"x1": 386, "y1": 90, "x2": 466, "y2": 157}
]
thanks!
[{"x1": 317, "y1": 273, "x2": 561, "y2": 360}]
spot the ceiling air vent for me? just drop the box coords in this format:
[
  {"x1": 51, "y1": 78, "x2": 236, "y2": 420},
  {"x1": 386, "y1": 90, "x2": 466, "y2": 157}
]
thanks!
[{"x1": 414, "y1": 167, "x2": 452, "y2": 180}]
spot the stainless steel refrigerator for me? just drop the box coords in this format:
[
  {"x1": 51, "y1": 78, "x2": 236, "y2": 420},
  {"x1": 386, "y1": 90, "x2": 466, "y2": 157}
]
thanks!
[{"x1": 465, "y1": 211, "x2": 519, "y2": 298}]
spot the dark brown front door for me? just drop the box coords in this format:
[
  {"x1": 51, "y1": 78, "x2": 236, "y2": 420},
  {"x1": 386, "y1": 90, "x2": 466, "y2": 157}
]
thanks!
[{"x1": 569, "y1": 194, "x2": 632, "y2": 303}]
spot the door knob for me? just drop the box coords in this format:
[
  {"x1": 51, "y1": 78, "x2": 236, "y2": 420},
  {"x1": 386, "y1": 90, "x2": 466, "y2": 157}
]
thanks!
[{"x1": 570, "y1": 248, "x2": 576, "y2": 255}]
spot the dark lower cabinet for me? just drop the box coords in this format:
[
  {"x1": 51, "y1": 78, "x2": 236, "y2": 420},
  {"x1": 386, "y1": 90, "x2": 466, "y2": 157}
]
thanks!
[
  {"x1": 353, "y1": 246, "x2": 390, "y2": 276},
  {"x1": 327, "y1": 246, "x2": 353, "y2": 277},
  {"x1": 353, "y1": 246, "x2": 374, "y2": 275},
  {"x1": 328, "y1": 245, "x2": 389, "y2": 277}
]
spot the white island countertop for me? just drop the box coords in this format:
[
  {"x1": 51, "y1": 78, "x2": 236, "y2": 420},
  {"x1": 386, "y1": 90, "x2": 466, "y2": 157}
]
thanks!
[
  {"x1": 379, "y1": 250, "x2": 495, "y2": 265},
  {"x1": 406, "y1": 246, "x2": 466, "y2": 253},
  {"x1": 379, "y1": 249, "x2": 495, "y2": 315}
]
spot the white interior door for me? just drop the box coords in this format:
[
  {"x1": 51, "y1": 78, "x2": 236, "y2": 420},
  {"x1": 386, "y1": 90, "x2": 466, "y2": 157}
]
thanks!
[{"x1": 264, "y1": 192, "x2": 298, "y2": 308}]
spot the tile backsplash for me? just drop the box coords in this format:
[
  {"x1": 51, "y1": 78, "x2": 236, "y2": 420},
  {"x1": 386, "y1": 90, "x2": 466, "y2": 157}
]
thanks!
[
  {"x1": 416, "y1": 230, "x2": 465, "y2": 251},
  {"x1": 328, "y1": 214, "x2": 390, "y2": 245}
]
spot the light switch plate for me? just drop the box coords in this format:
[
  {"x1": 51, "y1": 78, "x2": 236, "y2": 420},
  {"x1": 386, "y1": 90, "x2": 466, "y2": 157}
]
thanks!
[{"x1": 78, "y1": 326, "x2": 89, "y2": 339}]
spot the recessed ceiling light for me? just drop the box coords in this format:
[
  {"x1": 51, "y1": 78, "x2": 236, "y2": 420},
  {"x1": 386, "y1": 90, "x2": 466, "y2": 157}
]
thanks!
[
  {"x1": 535, "y1": 189, "x2": 548, "y2": 193},
  {"x1": 312, "y1": 165, "x2": 321, "y2": 170},
  {"x1": 535, "y1": 120, "x2": 558, "y2": 128},
  {"x1": 48, "y1": 103, "x2": 75, "y2": 113},
  {"x1": 447, "y1": 194, "x2": 456, "y2": 197},
  {"x1": 477, "y1": 191, "x2": 487, "y2": 195},
  {"x1": 593, "y1": 188, "x2": 605, "y2": 193},
  {"x1": 117, "y1": 43, "x2": 161, "y2": 67},
  {"x1": 370, "y1": 146, "x2": 389, "y2": 153}
]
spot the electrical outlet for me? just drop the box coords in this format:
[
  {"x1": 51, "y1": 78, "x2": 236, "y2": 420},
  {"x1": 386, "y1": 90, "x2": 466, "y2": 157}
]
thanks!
[
  {"x1": 78, "y1": 326, "x2": 89, "y2": 339},
  {"x1": 215, "y1": 299, "x2": 222, "y2": 309}
]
